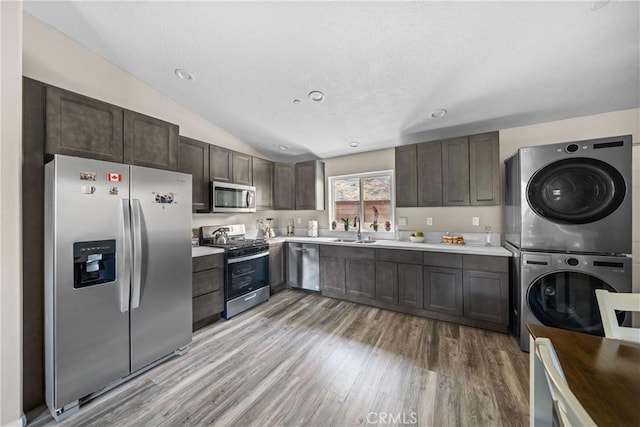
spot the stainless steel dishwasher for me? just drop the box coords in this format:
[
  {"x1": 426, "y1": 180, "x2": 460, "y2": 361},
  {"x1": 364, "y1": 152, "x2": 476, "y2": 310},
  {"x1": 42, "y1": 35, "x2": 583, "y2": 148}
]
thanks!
[{"x1": 287, "y1": 243, "x2": 320, "y2": 291}]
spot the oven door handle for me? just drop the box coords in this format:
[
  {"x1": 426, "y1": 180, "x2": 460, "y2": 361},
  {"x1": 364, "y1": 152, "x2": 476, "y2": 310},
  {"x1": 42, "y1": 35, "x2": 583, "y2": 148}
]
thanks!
[{"x1": 227, "y1": 251, "x2": 269, "y2": 264}]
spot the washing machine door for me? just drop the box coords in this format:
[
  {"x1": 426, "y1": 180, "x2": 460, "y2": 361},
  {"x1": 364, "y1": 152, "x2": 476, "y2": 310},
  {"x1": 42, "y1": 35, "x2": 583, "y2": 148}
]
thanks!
[
  {"x1": 527, "y1": 271, "x2": 625, "y2": 335},
  {"x1": 527, "y1": 158, "x2": 626, "y2": 225}
]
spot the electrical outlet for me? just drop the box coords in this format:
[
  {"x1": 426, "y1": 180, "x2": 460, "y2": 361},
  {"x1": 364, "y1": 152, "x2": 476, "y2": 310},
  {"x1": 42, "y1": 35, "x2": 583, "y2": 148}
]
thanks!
[
  {"x1": 426, "y1": 217, "x2": 433, "y2": 226},
  {"x1": 472, "y1": 217, "x2": 480, "y2": 226},
  {"x1": 398, "y1": 217, "x2": 408, "y2": 226},
  {"x1": 297, "y1": 217, "x2": 302, "y2": 224}
]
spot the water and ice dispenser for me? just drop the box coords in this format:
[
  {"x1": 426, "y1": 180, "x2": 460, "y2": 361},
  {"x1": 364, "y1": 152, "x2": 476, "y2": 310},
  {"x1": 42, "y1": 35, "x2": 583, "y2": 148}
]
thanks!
[{"x1": 73, "y1": 240, "x2": 116, "y2": 288}]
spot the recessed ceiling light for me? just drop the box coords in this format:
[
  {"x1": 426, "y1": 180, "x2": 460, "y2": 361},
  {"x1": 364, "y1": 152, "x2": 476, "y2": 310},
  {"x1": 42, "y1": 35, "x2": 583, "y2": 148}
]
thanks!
[
  {"x1": 174, "y1": 68, "x2": 194, "y2": 81},
  {"x1": 279, "y1": 144, "x2": 289, "y2": 150},
  {"x1": 308, "y1": 91, "x2": 325, "y2": 102},
  {"x1": 429, "y1": 109, "x2": 447, "y2": 119},
  {"x1": 293, "y1": 99, "x2": 301, "y2": 105},
  {"x1": 349, "y1": 141, "x2": 359, "y2": 148},
  {"x1": 591, "y1": 0, "x2": 611, "y2": 11}
]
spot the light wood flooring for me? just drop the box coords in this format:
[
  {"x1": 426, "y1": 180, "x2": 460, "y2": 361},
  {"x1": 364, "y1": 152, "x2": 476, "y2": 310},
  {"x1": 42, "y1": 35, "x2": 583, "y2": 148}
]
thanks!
[{"x1": 32, "y1": 290, "x2": 529, "y2": 426}]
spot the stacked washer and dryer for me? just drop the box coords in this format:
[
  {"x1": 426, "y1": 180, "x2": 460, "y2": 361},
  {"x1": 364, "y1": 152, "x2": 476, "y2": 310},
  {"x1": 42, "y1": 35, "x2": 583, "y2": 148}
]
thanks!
[{"x1": 504, "y1": 135, "x2": 633, "y2": 352}]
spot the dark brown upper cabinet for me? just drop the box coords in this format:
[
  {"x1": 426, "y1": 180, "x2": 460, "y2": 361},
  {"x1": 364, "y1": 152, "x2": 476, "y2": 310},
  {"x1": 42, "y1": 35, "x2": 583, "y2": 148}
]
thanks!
[
  {"x1": 45, "y1": 86, "x2": 124, "y2": 163},
  {"x1": 209, "y1": 146, "x2": 252, "y2": 185},
  {"x1": 396, "y1": 131, "x2": 499, "y2": 207},
  {"x1": 123, "y1": 110, "x2": 178, "y2": 171},
  {"x1": 442, "y1": 137, "x2": 470, "y2": 206},
  {"x1": 232, "y1": 151, "x2": 253, "y2": 186},
  {"x1": 417, "y1": 141, "x2": 443, "y2": 207},
  {"x1": 469, "y1": 132, "x2": 500, "y2": 205},
  {"x1": 274, "y1": 163, "x2": 295, "y2": 210},
  {"x1": 252, "y1": 157, "x2": 274, "y2": 210},
  {"x1": 178, "y1": 136, "x2": 210, "y2": 212},
  {"x1": 209, "y1": 145, "x2": 233, "y2": 183},
  {"x1": 295, "y1": 160, "x2": 325, "y2": 210},
  {"x1": 395, "y1": 145, "x2": 418, "y2": 207}
]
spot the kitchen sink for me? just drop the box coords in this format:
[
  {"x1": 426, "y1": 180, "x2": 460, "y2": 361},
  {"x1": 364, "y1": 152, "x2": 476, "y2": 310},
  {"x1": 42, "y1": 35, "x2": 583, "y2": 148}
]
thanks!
[{"x1": 355, "y1": 239, "x2": 376, "y2": 244}]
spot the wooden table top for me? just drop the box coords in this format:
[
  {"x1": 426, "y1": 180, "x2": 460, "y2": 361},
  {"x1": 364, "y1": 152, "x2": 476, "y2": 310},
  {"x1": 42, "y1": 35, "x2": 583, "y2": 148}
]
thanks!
[{"x1": 527, "y1": 324, "x2": 640, "y2": 427}]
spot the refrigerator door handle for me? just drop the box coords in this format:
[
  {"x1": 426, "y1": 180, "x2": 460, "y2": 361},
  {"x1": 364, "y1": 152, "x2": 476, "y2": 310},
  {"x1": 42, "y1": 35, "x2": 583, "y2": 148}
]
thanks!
[
  {"x1": 131, "y1": 198, "x2": 143, "y2": 309},
  {"x1": 120, "y1": 199, "x2": 132, "y2": 313}
]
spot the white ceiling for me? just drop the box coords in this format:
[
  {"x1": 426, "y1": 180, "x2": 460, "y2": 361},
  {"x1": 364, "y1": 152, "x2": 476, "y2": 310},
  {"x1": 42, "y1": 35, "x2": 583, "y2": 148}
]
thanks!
[{"x1": 24, "y1": 1, "x2": 640, "y2": 162}]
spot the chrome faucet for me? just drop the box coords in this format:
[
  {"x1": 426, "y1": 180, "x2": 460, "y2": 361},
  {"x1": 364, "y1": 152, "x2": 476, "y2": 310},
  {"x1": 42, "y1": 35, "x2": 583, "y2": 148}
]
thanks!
[{"x1": 354, "y1": 216, "x2": 361, "y2": 240}]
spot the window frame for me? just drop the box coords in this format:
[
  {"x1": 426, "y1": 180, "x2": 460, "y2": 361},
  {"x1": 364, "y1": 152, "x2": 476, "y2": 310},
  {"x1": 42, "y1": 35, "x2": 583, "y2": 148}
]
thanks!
[{"x1": 328, "y1": 170, "x2": 395, "y2": 231}]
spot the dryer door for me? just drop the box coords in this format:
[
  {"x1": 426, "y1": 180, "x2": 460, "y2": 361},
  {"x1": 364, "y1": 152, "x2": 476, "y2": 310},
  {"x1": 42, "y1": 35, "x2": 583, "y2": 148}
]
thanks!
[
  {"x1": 527, "y1": 271, "x2": 625, "y2": 335},
  {"x1": 527, "y1": 158, "x2": 626, "y2": 225}
]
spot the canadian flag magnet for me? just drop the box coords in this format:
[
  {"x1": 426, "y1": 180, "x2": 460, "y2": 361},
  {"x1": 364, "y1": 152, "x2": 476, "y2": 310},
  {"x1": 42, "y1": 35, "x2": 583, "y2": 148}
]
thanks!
[{"x1": 107, "y1": 173, "x2": 122, "y2": 182}]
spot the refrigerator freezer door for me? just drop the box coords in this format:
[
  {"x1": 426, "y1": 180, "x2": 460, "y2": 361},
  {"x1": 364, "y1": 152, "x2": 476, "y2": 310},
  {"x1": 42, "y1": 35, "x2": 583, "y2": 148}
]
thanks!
[
  {"x1": 129, "y1": 166, "x2": 192, "y2": 371},
  {"x1": 45, "y1": 156, "x2": 131, "y2": 410}
]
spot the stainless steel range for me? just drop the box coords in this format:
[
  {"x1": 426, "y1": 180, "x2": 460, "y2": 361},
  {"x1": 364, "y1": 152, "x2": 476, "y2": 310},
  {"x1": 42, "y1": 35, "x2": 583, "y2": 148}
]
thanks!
[{"x1": 200, "y1": 224, "x2": 269, "y2": 318}]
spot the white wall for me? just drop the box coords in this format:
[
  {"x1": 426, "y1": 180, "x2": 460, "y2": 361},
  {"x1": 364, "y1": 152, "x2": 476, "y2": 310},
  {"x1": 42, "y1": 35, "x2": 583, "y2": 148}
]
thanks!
[
  {"x1": 22, "y1": 13, "x2": 265, "y2": 158},
  {"x1": 1, "y1": 1, "x2": 24, "y2": 426}
]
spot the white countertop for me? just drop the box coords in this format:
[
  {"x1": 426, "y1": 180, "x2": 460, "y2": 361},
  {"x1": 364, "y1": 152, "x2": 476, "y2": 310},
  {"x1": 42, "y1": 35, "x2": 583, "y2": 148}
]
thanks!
[
  {"x1": 265, "y1": 236, "x2": 512, "y2": 257},
  {"x1": 191, "y1": 246, "x2": 225, "y2": 257}
]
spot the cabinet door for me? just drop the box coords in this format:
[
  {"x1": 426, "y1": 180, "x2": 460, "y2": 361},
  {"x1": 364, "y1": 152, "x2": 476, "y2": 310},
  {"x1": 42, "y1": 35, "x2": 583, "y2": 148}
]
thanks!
[
  {"x1": 423, "y1": 266, "x2": 462, "y2": 315},
  {"x1": 192, "y1": 291, "x2": 223, "y2": 330},
  {"x1": 274, "y1": 163, "x2": 295, "y2": 210},
  {"x1": 123, "y1": 110, "x2": 178, "y2": 171},
  {"x1": 463, "y1": 270, "x2": 508, "y2": 324},
  {"x1": 398, "y1": 263, "x2": 424, "y2": 308},
  {"x1": 395, "y1": 145, "x2": 418, "y2": 207},
  {"x1": 442, "y1": 137, "x2": 470, "y2": 206},
  {"x1": 346, "y1": 259, "x2": 376, "y2": 299},
  {"x1": 375, "y1": 261, "x2": 399, "y2": 304},
  {"x1": 469, "y1": 132, "x2": 500, "y2": 206},
  {"x1": 192, "y1": 268, "x2": 223, "y2": 297},
  {"x1": 252, "y1": 157, "x2": 274, "y2": 210},
  {"x1": 178, "y1": 136, "x2": 210, "y2": 212},
  {"x1": 320, "y1": 257, "x2": 346, "y2": 295},
  {"x1": 45, "y1": 86, "x2": 124, "y2": 162},
  {"x1": 232, "y1": 151, "x2": 253, "y2": 185},
  {"x1": 295, "y1": 160, "x2": 324, "y2": 210},
  {"x1": 417, "y1": 141, "x2": 443, "y2": 206},
  {"x1": 210, "y1": 145, "x2": 233, "y2": 182},
  {"x1": 269, "y1": 243, "x2": 285, "y2": 293}
]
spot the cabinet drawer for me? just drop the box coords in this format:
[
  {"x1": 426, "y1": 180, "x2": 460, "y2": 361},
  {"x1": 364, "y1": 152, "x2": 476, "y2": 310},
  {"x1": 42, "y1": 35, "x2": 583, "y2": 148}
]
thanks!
[
  {"x1": 423, "y1": 252, "x2": 462, "y2": 269},
  {"x1": 376, "y1": 249, "x2": 422, "y2": 265},
  {"x1": 320, "y1": 245, "x2": 374, "y2": 260},
  {"x1": 193, "y1": 291, "x2": 224, "y2": 324},
  {"x1": 192, "y1": 254, "x2": 223, "y2": 272},
  {"x1": 192, "y1": 268, "x2": 223, "y2": 297},
  {"x1": 463, "y1": 255, "x2": 508, "y2": 273}
]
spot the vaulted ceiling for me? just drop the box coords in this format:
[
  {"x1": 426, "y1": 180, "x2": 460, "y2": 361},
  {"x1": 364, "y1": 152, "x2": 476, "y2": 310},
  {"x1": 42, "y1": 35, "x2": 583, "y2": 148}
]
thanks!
[{"x1": 24, "y1": 1, "x2": 640, "y2": 161}]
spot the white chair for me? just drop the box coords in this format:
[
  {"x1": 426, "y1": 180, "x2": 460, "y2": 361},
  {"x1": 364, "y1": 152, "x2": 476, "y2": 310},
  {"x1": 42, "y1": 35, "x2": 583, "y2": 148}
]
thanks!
[
  {"x1": 595, "y1": 289, "x2": 640, "y2": 343},
  {"x1": 534, "y1": 338, "x2": 596, "y2": 427}
]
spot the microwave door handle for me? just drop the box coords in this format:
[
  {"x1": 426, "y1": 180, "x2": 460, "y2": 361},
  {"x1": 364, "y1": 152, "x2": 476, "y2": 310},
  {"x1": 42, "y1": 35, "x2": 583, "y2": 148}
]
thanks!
[
  {"x1": 131, "y1": 199, "x2": 143, "y2": 309},
  {"x1": 246, "y1": 191, "x2": 252, "y2": 208},
  {"x1": 120, "y1": 199, "x2": 132, "y2": 313}
]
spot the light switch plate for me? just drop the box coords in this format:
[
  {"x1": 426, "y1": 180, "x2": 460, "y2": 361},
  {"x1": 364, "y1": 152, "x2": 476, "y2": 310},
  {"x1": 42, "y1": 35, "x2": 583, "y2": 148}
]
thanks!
[
  {"x1": 426, "y1": 217, "x2": 433, "y2": 225},
  {"x1": 472, "y1": 217, "x2": 480, "y2": 226},
  {"x1": 398, "y1": 217, "x2": 408, "y2": 226}
]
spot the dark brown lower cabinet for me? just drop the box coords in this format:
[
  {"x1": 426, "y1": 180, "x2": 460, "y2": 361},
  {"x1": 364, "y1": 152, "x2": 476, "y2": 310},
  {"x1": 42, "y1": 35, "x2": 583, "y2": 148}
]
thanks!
[
  {"x1": 322, "y1": 248, "x2": 509, "y2": 334},
  {"x1": 346, "y1": 258, "x2": 376, "y2": 299},
  {"x1": 423, "y1": 266, "x2": 463, "y2": 316},
  {"x1": 398, "y1": 264, "x2": 424, "y2": 309},
  {"x1": 375, "y1": 261, "x2": 398, "y2": 304},
  {"x1": 192, "y1": 254, "x2": 224, "y2": 330},
  {"x1": 463, "y1": 270, "x2": 508, "y2": 324},
  {"x1": 269, "y1": 242, "x2": 285, "y2": 294},
  {"x1": 320, "y1": 256, "x2": 346, "y2": 295}
]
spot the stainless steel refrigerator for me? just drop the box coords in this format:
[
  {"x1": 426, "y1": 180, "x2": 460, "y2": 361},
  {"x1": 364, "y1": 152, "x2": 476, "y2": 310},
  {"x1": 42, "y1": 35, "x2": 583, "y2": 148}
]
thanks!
[{"x1": 44, "y1": 155, "x2": 192, "y2": 420}]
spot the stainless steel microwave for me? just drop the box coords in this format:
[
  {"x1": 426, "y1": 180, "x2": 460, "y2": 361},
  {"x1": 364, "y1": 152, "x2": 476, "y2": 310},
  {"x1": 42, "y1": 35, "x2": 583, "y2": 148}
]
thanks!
[{"x1": 210, "y1": 181, "x2": 256, "y2": 213}]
